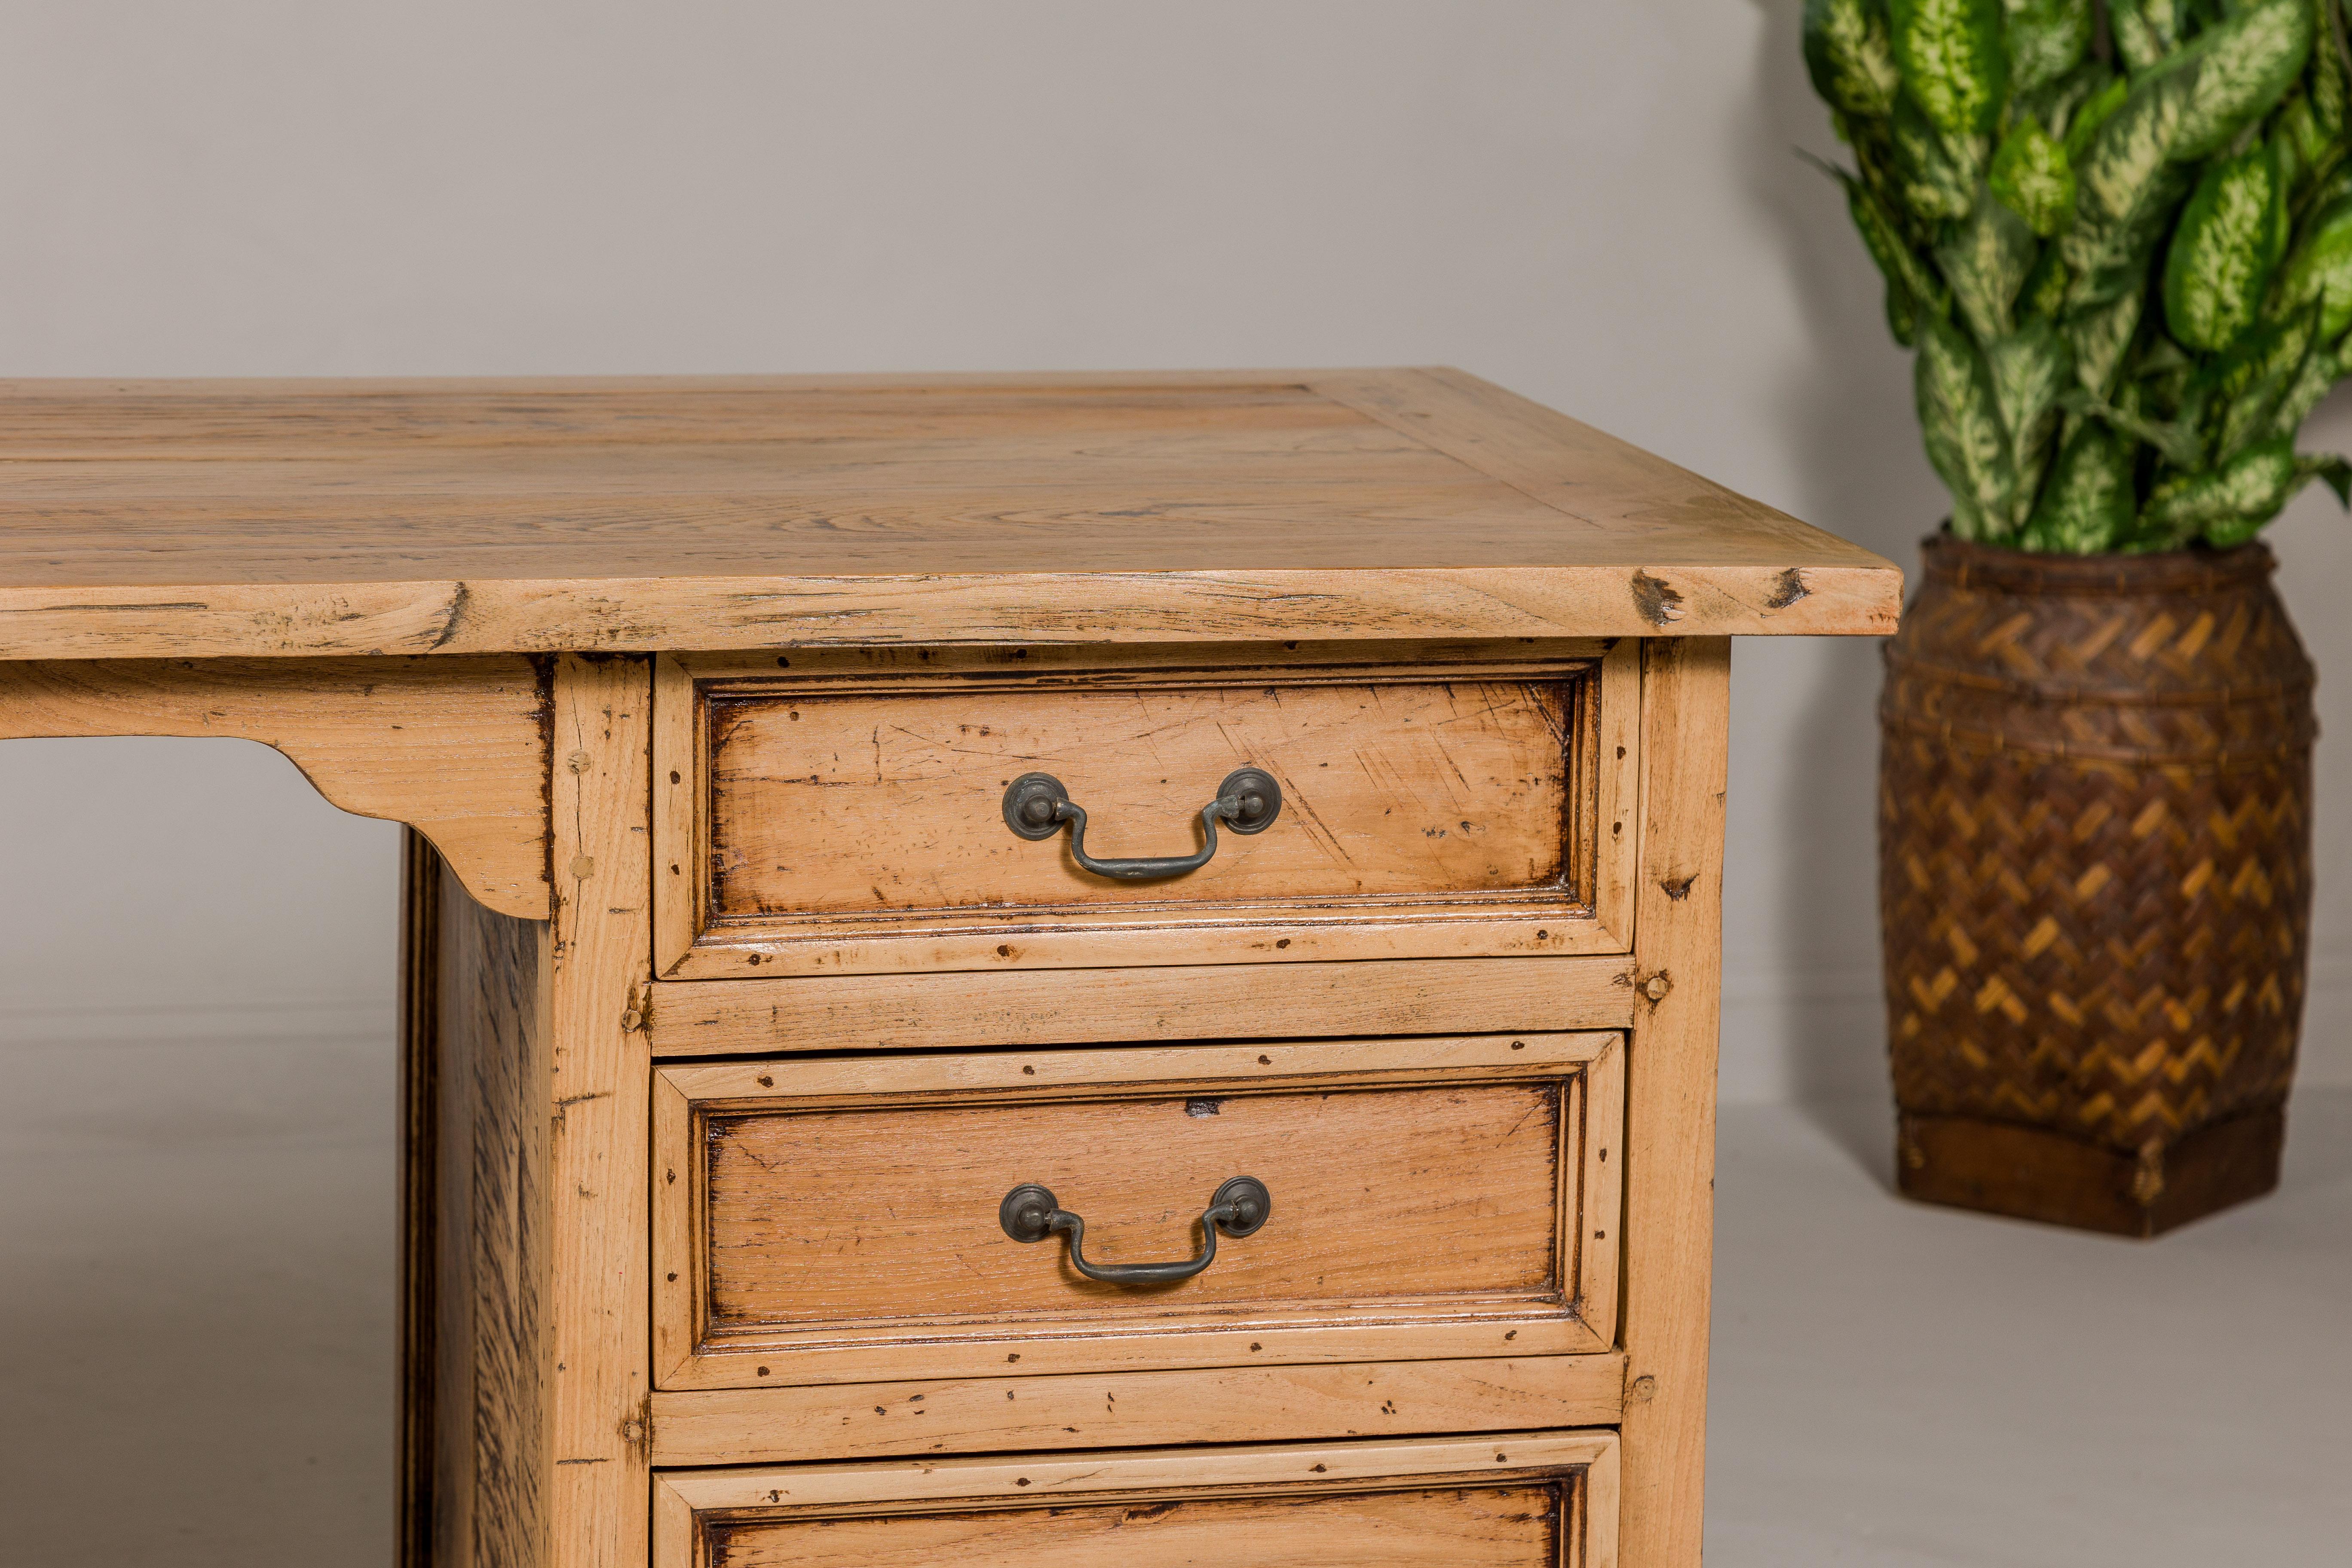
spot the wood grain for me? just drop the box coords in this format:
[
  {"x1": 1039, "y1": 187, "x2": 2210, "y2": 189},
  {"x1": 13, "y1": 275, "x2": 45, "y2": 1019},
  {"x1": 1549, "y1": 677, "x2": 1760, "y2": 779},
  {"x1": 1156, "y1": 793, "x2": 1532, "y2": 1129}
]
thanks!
[
  {"x1": 648, "y1": 1354, "x2": 1625, "y2": 1465},
  {"x1": 0, "y1": 656, "x2": 549, "y2": 917},
  {"x1": 400, "y1": 835, "x2": 553, "y2": 1568},
  {"x1": 654, "y1": 644, "x2": 1627, "y2": 973},
  {"x1": 709, "y1": 673, "x2": 1575, "y2": 914},
  {"x1": 547, "y1": 655, "x2": 654, "y2": 1568},
  {"x1": 698, "y1": 1485, "x2": 1562, "y2": 1567},
  {"x1": 653, "y1": 1034, "x2": 1618, "y2": 1389},
  {"x1": 654, "y1": 1432, "x2": 1617, "y2": 1568},
  {"x1": 646, "y1": 954, "x2": 1638, "y2": 1056},
  {"x1": 397, "y1": 831, "x2": 441, "y2": 1568},
  {"x1": 0, "y1": 371, "x2": 1899, "y2": 659},
  {"x1": 1619, "y1": 638, "x2": 1731, "y2": 1568},
  {"x1": 669, "y1": 651, "x2": 1613, "y2": 977}
]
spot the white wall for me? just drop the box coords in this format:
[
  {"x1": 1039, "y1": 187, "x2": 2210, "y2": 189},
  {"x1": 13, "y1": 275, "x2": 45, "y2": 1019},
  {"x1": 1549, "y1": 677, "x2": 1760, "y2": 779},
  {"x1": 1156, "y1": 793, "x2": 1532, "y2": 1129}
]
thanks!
[{"x1": 1, "y1": 0, "x2": 2345, "y2": 1097}]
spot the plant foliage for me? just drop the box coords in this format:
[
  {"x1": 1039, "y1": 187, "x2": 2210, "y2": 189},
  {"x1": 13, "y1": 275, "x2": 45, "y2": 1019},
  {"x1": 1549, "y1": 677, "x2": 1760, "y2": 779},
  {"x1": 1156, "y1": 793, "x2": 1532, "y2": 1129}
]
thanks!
[{"x1": 1805, "y1": 0, "x2": 2352, "y2": 551}]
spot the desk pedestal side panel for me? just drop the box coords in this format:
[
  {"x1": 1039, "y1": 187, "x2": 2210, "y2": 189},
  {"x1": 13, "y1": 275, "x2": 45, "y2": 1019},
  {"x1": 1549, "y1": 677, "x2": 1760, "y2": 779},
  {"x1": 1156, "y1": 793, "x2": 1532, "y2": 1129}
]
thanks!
[{"x1": 401, "y1": 835, "x2": 553, "y2": 1568}]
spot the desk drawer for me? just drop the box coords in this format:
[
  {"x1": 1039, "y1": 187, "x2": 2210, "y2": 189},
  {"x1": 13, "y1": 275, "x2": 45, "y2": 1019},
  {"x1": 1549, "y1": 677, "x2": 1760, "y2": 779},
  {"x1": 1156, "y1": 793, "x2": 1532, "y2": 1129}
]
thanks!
[
  {"x1": 653, "y1": 1034, "x2": 1623, "y2": 1390},
  {"x1": 655, "y1": 1432, "x2": 1620, "y2": 1568},
  {"x1": 653, "y1": 643, "x2": 1638, "y2": 979}
]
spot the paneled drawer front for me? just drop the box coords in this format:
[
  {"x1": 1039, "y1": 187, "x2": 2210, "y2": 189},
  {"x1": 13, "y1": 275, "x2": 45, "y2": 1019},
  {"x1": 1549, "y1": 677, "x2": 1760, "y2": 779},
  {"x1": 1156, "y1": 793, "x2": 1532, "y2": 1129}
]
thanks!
[
  {"x1": 654, "y1": 1034, "x2": 1623, "y2": 1389},
  {"x1": 655, "y1": 1432, "x2": 1620, "y2": 1568},
  {"x1": 653, "y1": 642, "x2": 1639, "y2": 979}
]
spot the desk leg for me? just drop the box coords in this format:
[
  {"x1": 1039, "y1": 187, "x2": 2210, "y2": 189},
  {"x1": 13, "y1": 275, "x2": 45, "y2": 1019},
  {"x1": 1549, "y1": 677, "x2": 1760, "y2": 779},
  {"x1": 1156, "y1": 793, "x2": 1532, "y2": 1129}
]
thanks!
[
  {"x1": 1621, "y1": 637, "x2": 1730, "y2": 1568},
  {"x1": 399, "y1": 830, "x2": 554, "y2": 1568}
]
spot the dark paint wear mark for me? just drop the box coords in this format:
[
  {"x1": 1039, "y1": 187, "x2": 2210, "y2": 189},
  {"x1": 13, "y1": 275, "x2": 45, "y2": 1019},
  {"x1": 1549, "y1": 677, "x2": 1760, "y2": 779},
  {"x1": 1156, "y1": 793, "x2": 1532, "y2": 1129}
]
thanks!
[
  {"x1": 1764, "y1": 567, "x2": 1811, "y2": 609},
  {"x1": 1629, "y1": 570, "x2": 1685, "y2": 626}
]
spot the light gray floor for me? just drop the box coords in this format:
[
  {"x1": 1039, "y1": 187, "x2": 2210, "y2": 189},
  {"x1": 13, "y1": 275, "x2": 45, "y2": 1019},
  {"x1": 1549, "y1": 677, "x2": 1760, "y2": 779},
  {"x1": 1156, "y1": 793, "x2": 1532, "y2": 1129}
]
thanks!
[
  {"x1": 1709, "y1": 1089, "x2": 2352, "y2": 1567},
  {"x1": 2, "y1": 1032, "x2": 2344, "y2": 1565}
]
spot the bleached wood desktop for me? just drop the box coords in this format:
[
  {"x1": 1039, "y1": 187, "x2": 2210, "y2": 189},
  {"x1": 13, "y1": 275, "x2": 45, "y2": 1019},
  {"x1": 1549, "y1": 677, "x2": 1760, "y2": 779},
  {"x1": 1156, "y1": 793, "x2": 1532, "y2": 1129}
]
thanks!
[{"x1": 0, "y1": 370, "x2": 1899, "y2": 1567}]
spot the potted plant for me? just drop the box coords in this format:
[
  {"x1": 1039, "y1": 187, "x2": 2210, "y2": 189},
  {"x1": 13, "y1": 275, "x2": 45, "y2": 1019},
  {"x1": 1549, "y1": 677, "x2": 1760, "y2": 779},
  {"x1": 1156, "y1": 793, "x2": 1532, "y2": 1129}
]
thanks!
[{"x1": 1804, "y1": 0, "x2": 2348, "y2": 1233}]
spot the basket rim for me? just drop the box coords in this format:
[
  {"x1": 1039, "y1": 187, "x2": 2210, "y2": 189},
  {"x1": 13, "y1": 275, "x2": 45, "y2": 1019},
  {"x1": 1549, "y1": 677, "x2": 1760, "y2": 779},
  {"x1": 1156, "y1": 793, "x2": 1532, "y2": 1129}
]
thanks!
[{"x1": 1920, "y1": 530, "x2": 2277, "y2": 597}]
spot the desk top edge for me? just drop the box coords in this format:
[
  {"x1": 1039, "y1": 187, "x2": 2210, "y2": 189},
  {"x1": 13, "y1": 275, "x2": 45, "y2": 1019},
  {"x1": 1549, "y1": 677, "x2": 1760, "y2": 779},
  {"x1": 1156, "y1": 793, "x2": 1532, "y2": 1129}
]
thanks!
[{"x1": 0, "y1": 368, "x2": 1901, "y2": 656}]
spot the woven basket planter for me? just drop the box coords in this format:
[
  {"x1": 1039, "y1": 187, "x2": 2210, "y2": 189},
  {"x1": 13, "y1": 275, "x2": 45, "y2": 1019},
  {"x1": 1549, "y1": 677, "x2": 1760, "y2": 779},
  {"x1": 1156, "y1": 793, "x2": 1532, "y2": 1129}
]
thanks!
[{"x1": 1879, "y1": 535, "x2": 2315, "y2": 1236}]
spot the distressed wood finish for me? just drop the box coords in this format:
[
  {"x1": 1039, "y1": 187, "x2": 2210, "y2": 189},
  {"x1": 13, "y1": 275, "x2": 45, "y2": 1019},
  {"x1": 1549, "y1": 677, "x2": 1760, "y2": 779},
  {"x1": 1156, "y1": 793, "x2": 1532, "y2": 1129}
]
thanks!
[
  {"x1": 0, "y1": 371, "x2": 1883, "y2": 1567},
  {"x1": 400, "y1": 835, "x2": 553, "y2": 1568},
  {"x1": 0, "y1": 655, "x2": 550, "y2": 917},
  {"x1": 645, "y1": 954, "x2": 1638, "y2": 1057},
  {"x1": 1619, "y1": 639, "x2": 1730, "y2": 1568},
  {"x1": 397, "y1": 831, "x2": 442, "y2": 1568},
  {"x1": 547, "y1": 656, "x2": 655, "y2": 1568},
  {"x1": 649, "y1": 1354, "x2": 1626, "y2": 1466},
  {"x1": 654, "y1": 1433, "x2": 1618, "y2": 1568},
  {"x1": 0, "y1": 371, "x2": 1899, "y2": 661},
  {"x1": 655, "y1": 1035, "x2": 1622, "y2": 1389},
  {"x1": 659, "y1": 642, "x2": 1637, "y2": 977}
]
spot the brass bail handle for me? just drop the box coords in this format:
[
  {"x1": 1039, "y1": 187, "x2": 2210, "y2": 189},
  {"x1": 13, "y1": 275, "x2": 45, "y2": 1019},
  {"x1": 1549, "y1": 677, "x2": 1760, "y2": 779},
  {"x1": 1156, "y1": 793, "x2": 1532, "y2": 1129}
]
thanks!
[
  {"x1": 998, "y1": 1176, "x2": 1272, "y2": 1286},
  {"x1": 1000, "y1": 768, "x2": 1281, "y2": 881}
]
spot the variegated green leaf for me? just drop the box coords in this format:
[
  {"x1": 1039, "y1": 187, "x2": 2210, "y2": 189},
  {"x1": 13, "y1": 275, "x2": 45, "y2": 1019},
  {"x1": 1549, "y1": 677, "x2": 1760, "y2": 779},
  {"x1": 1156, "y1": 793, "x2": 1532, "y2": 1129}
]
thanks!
[
  {"x1": 2164, "y1": 446, "x2": 2346, "y2": 549},
  {"x1": 2003, "y1": 0, "x2": 2093, "y2": 97},
  {"x1": 2020, "y1": 423, "x2": 2136, "y2": 551},
  {"x1": 2062, "y1": 69, "x2": 2196, "y2": 307},
  {"x1": 1805, "y1": 0, "x2": 1902, "y2": 120},
  {"x1": 2270, "y1": 338, "x2": 2340, "y2": 437},
  {"x1": 2014, "y1": 58, "x2": 2116, "y2": 156},
  {"x1": 2301, "y1": 451, "x2": 2352, "y2": 506},
  {"x1": 2018, "y1": 243, "x2": 2072, "y2": 318},
  {"x1": 1890, "y1": 0, "x2": 2009, "y2": 138},
  {"x1": 2275, "y1": 93, "x2": 2325, "y2": 196},
  {"x1": 2135, "y1": 435, "x2": 2299, "y2": 547},
  {"x1": 1991, "y1": 118, "x2": 2076, "y2": 233},
  {"x1": 2312, "y1": 0, "x2": 2350, "y2": 140},
  {"x1": 2272, "y1": 193, "x2": 2352, "y2": 339},
  {"x1": 2106, "y1": 0, "x2": 2165, "y2": 72},
  {"x1": 2198, "y1": 452, "x2": 2352, "y2": 544},
  {"x1": 1815, "y1": 157, "x2": 1953, "y2": 344},
  {"x1": 1986, "y1": 321, "x2": 2073, "y2": 521},
  {"x1": 2061, "y1": 74, "x2": 2130, "y2": 161},
  {"x1": 1892, "y1": 95, "x2": 1982, "y2": 220},
  {"x1": 2168, "y1": 0, "x2": 2315, "y2": 161},
  {"x1": 1917, "y1": 314, "x2": 2018, "y2": 536},
  {"x1": 1938, "y1": 186, "x2": 2040, "y2": 340},
  {"x1": 2208, "y1": 303, "x2": 2321, "y2": 459},
  {"x1": 2065, "y1": 386, "x2": 2207, "y2": 466},
  {"x1": 2062, "y1": 289, "x2": 2142, "y2": 398},
  {"x1": 2164, "y1": 142, "x2": 2290, "y2": 350}
]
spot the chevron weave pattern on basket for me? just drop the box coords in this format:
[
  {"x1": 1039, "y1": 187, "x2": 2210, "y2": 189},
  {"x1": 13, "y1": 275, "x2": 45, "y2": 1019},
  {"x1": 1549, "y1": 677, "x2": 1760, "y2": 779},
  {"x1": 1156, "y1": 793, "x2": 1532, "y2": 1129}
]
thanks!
[{"x1": 1880, "y1": 536, "x2": 2314, "y2": 1164}]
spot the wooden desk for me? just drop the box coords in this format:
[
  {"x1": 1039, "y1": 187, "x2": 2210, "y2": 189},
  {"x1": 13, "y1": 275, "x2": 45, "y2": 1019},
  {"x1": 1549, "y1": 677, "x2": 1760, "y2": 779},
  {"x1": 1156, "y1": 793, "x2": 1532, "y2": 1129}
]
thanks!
[{"x1": 0, "y1": 369, "x2": 1899, "y2": 1568}]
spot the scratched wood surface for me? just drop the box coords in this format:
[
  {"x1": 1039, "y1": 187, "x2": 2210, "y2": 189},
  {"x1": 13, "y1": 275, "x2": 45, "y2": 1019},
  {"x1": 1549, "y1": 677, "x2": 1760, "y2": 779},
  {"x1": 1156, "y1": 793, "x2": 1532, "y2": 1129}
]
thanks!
[
  {"x1": 654, "y1": 1035, "x2": 1618, "y2": 1388},
  {"x1": 693, "y1": 1484, "x2": 1565, "y2": 1568},
  {"x1": 663, "y1": 645, "x2": 1640, "y2": 977},
  {"x1": 0, "y1": 656, "x2": 550, "y2": 917},
  {"x1": 646, "y1": 1353, "x2": 1626, "y2": 1466},
  {"x1": 654, "y1": 1432, "x2": 1616, "y2": 1568},
  {"x1": 401, "y1": 839, "x2": 552, "y2": 1568},
  {"x1": 710, "y1": 675, "x2": 1575, "y2": 915},
  {"x1": 546, "y1": 656, "x2": 655, "y2": 1568},
  {"x1": 1619, "y1": 639, "x2": 1731, "y2": 1568},
  {"x1": 0, "y1": 370, "x2": 1899, "y2": 658},
  {"x1": 643, "y1": 954, "x2": 1638, "y2": 1056}
]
